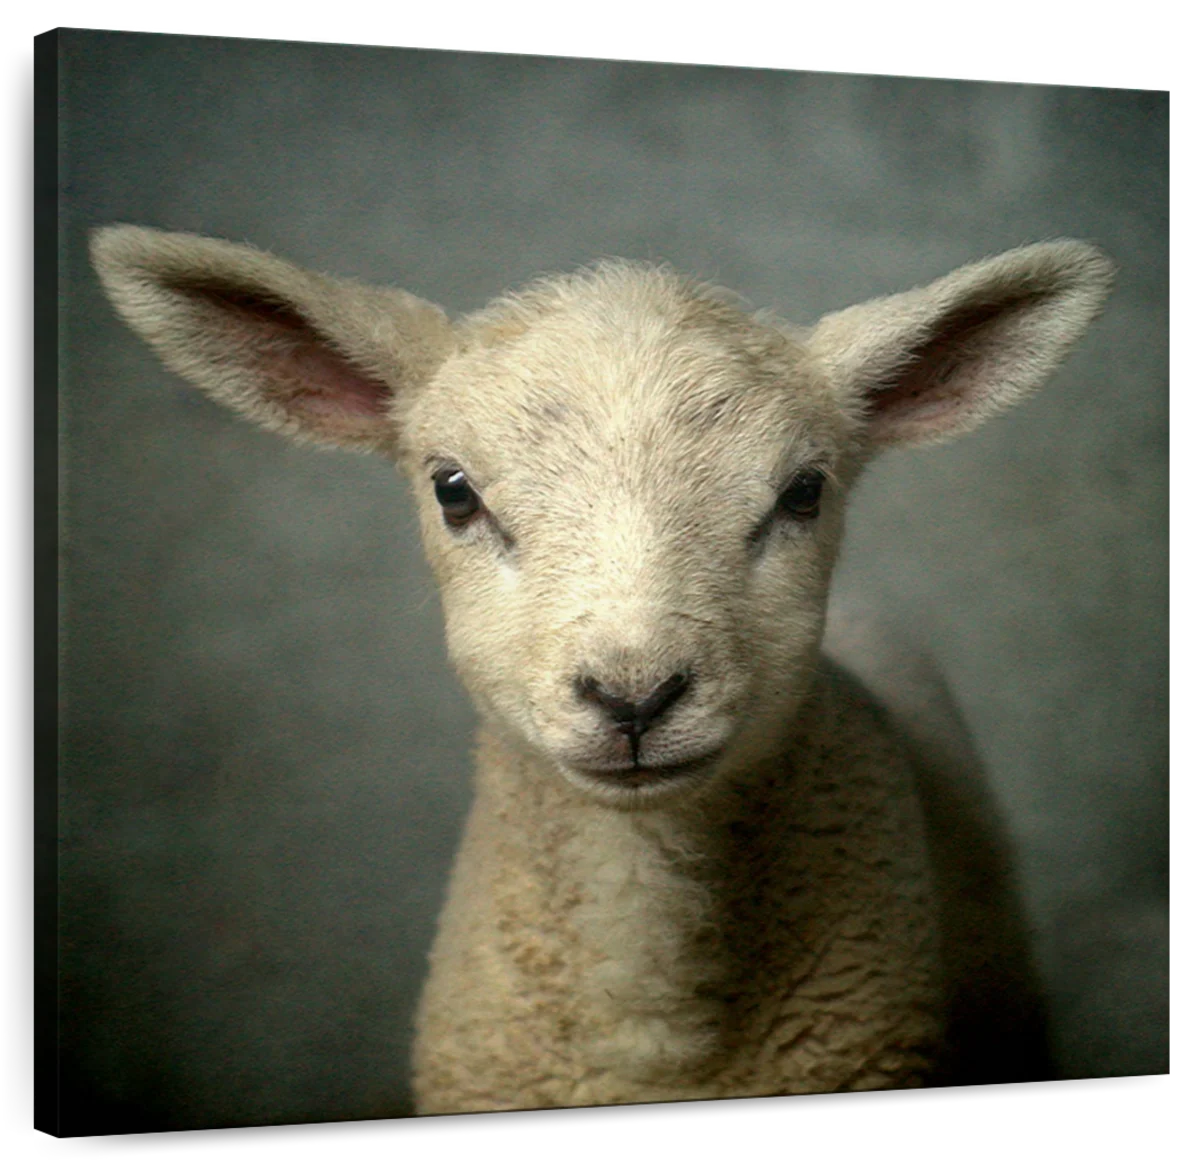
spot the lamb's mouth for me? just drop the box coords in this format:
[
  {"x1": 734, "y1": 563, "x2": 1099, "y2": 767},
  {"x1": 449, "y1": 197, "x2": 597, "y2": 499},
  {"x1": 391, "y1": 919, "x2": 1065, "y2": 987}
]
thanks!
[{"x1": 570, "y1": 751, "x2": 722, "y2": 789}]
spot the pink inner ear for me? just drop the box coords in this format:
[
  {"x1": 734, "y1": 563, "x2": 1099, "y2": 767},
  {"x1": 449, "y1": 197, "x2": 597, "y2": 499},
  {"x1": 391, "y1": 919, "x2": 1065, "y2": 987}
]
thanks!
[
  {"x1": 868, "y1": 345, "x2": 976, "y2": 424},
  {"x1": 282, "y1": 342, "x2": 392, "y2": 419},
  {"x1": 185, "y1": 279, "x2": 395, "y2": 430},
  {"x1": 866, "y1": 294, "x2": 1033, "y2": 436}
]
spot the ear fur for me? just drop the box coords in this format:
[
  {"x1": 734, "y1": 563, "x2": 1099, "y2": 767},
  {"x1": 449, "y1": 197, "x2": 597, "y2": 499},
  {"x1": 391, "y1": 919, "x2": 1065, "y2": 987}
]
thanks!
[
  {"x1": 91, "y1": 225, "x2": 456, "y2": 454},
  {"x1": 809, "y1": 241, "x2": 1115, "y2": 449}
]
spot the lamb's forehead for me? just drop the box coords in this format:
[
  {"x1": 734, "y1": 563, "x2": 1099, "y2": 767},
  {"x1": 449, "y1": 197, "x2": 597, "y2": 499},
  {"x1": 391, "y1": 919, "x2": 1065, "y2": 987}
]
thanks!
[
  {"x1": 459, "y1": 260, "x2": 789, "y2": 372},
  {"x1": 414, "y1": 262, "x2": 842, "y2": 476}
]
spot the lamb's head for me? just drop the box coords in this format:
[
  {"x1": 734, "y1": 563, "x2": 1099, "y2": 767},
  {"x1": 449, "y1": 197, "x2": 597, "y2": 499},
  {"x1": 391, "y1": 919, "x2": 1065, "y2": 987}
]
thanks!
[
  {"x1": 92, "y1": 228, "x2": 1113, "y2": 806},
  {"x1": 403, "y1": 267, "x2": 860, "y2": 800}
]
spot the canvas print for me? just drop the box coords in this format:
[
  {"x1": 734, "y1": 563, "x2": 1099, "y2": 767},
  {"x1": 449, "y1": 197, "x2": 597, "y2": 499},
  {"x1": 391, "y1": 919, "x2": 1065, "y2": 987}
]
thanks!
[{"x1": 35, "y1": 28, "x2": 1168, "y2": 1136}]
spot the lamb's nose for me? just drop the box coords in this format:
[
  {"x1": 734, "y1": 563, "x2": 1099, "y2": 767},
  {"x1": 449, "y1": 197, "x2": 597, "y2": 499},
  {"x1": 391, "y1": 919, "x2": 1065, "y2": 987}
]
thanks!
[{"x1": 575, "y1": 671, "x2": 691, "y2": 755}]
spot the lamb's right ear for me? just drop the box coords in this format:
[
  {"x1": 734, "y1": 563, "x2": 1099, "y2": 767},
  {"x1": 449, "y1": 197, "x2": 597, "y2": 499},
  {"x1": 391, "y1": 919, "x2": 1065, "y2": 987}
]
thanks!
[{"x1": 91, "y1": 226, "x2": 456, "y2": 454}]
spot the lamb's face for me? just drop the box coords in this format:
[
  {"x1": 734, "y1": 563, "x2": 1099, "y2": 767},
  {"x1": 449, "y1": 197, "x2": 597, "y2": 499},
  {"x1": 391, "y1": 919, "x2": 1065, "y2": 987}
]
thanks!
[{"x1": 404, "y1": 268, "x2": 864, "y2": 804}]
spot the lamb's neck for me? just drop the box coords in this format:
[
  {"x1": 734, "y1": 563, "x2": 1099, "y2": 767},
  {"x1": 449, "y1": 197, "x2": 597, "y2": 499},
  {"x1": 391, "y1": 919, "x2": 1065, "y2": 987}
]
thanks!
[
  {"x1": 476, "y1": 725, "x2": 794, "y2": 1084},
  {"x1": 478, "y1": 723, "x2": 767, "y2": 894}
]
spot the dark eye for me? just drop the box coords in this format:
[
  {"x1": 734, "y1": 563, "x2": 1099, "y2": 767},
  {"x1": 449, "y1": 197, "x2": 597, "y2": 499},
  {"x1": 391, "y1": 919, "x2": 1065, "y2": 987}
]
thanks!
[
  {"x1": 777, "y1": 470, "x2": 825, "y2": 520},
  {"x1": 433, "y1": 467, "x2": 481, "y2": 527}
]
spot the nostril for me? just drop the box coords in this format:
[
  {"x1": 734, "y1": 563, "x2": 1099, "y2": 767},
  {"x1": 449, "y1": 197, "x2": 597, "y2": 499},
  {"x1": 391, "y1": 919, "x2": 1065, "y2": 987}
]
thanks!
[
  {"x1": 574, "y1": 671, "x2": 692, "y2": 734},
  {"x1": 639, "y1": 672, "x2": 690, "y2": 723},
  {"x1": 575, "y1": 676, "x2": 635, "y2": 725}
]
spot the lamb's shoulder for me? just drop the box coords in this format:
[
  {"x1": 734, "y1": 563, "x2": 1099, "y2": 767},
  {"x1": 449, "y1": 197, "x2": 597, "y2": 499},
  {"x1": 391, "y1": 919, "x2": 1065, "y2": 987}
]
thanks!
[
  {"x1": 705, "y1": 661, "x2": 945, "y2": 1092},
  {"x1": 815, "y1": 640, "x2": 1054, "y2": 1085},
  {"x1": 411, "y1": 738, "x2": 589, "y2": 1112}
]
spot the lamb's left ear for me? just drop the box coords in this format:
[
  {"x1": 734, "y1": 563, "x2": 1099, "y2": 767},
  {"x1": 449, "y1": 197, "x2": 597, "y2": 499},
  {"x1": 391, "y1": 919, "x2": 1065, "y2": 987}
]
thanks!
[
  {"x1": 808, "y1": 241, "x2": 1115, "y2": 448},
  {"x1": 91, "y1": 225, "x2": 456, "y2": 454}
]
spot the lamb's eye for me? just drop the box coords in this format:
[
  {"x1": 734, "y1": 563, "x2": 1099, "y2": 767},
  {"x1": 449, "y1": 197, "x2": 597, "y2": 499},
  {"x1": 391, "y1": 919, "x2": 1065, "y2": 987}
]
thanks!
[
  {"x1": 777, "y1": 470, "x2": 825, "y2": 520},
  {"x1": 433, "y1": 468, "x2": 481, "y2": 527}
]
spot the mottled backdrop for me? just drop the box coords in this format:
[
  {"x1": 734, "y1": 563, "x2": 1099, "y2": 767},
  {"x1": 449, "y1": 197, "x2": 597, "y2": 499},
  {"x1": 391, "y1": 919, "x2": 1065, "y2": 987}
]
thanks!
[{"x1": 48, "y1": 29, "x2": 1167, "y2": 1133}]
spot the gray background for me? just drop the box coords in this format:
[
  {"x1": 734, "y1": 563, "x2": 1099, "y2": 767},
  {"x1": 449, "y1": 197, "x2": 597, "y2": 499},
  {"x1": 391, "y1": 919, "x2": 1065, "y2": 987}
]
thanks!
[{"x1": 54, "y1": 29, "x2": 1167, "y2": 1133}]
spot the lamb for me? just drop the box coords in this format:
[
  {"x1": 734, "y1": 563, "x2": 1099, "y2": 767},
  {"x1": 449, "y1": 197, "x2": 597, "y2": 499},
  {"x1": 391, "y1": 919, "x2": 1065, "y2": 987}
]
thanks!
[{"x1": 91, "y1": 226, "x2": 1114, "y2": 1114}]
